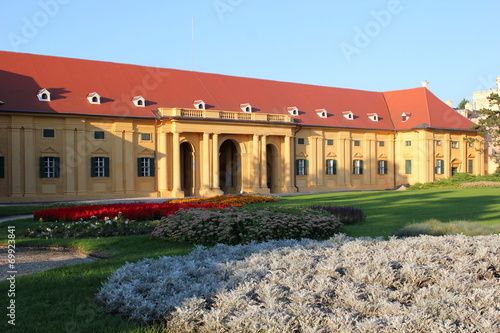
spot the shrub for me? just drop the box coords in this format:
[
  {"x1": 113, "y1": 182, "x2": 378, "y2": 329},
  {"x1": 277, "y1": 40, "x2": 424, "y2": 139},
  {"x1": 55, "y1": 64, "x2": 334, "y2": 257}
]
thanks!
[
  {"x1": 308, "y1": 204, "x2": 366, "y2": 225},
  {"x1": 409, "y1": 172, "x2": 500, "y2": 190},
  {"x1": 459, "y1": 181, "x2": 500, "y2": 188},
  {"x1": 25, "y1": 214, "x2": 157, "y2": 239},
  {"x1": 167, "y1": 194, "x2": 279, "y2": 206},
  {"x1": 151, "y1": 206, "x2": 341, "y2": 245},
  {"x1": 33, "y1": 202, "x2": 226, "y2": 222},
  {"x1": 394, "y1": 219, "x2": 500, "y2": 237},
  {"x1": 98, "y1": 234, "x2": 500, "y2": 331}
]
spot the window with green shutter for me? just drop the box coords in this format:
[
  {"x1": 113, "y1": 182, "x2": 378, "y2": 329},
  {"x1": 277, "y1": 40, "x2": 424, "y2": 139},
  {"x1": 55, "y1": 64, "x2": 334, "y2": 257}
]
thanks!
[
  {"x1": 353, "y1": 159, "x2": 363, "y2": 175},
  {"x1": 405, "y1": 160, "x2": 412, "y2": 174},
  {"x1": 435, "y1": 159, "x2": 444, "y2": 174},
  {"x1": 468, "y1": 159, "x2": 473, "y2": 174},
  {"x1": 91, "y1": 157, "x2": 109, "y2": 177},
  {"x1": 296, "y1": 159, "x2": 308, "y2": 175},
  {"x1": 326, "y1": 159, "x2": 337, "y2": 175},
  {"x1": 138, "y1": 157, "x2": 155, "y2": 177},
  {"x1": 378, "y1": 160, "x2": 388, "y2": 174},
  {"x1": 39, "y1": 156, "x2": 60, "y2": 178}
]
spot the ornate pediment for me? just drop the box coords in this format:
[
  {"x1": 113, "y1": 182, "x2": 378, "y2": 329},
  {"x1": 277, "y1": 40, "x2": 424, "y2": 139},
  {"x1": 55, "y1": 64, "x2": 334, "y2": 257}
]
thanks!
[
  {"x1": 404, "y1": 153, "x2": 413, "y2": 159},
  {"x1": 296, "y1": 152, "x2": 308, "y2": 157},
  {"x1": 435, "y1": 153, "x2": 444, "y2": 158},
  {"x1": 326, "y1": 152, "x2": 337, "y2": 157},
  {"x1": 92, "y1": 148, "x2": 108, "y2": 155},
  {"x1": 40, "y1": 147, "x2": 58, "y2": 154},
  {"x1": 378, "y1": 153, "x2": 387, "y2": 159},
  {"x1": 353, "y1": 152, "x2": 363, "y2": 158}
]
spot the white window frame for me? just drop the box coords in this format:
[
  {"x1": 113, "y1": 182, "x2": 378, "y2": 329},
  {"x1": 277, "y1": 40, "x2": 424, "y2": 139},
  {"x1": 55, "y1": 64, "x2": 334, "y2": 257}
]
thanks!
[
  {"x1": 95, "y1": 157, "x2": 106, "y2": 177},
  {"x1": 140, "y1": 158, "x2": 151, "y2": 177},
  {"x1": 44, "y1": 157, "x2": 56, "y2": 178}
]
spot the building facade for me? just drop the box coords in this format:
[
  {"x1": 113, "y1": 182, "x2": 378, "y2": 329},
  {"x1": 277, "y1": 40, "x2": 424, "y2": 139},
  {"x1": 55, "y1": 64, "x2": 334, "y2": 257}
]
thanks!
[{"x1": 0, "y1": 51, "x2": 485, "y2": 202}]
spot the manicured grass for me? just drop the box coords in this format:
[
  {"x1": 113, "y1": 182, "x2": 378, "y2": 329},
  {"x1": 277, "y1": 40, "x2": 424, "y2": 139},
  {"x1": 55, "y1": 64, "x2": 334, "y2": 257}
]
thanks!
[
  {"x1": 0, "y1": 205, "x2": 45, "y2": 217},
  {"x1": 263, "y1": 188, "x2": 500, "y2": 238},
  {"x1": 1, "y1": 188, "x2": 499, "y2": 332}
]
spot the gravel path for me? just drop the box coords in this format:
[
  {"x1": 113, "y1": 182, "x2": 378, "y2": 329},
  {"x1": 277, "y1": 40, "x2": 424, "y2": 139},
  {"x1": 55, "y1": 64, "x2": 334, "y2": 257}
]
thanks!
[{"x1": 1, "y1": 247, "x2": 98, "y2": 280}]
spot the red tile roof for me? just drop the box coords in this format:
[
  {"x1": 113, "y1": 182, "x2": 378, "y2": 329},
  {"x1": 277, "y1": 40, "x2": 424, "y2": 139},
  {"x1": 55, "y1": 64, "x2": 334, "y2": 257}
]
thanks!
[{"x1": 0, "y1": 51, "x2": 475, "y2": 131}]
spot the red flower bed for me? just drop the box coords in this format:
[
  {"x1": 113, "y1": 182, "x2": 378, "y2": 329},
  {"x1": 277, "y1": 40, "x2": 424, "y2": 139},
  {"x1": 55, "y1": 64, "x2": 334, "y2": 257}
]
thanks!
[{"x1": 33, "y1": 203, "x2": 227, "y2": 222}]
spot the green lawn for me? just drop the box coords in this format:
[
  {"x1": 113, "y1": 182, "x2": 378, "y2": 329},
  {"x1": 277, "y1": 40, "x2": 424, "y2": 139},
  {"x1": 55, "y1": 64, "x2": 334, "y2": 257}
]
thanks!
[
  {"x1": 1, "y1": 188, "x2": 499, "y2": 332},
  {"x1": 265, "y1": 188, "x2": 500, "y2": 237},
  {"x1": 0, "y1": 205, "x2": 46, "y2": 217}
]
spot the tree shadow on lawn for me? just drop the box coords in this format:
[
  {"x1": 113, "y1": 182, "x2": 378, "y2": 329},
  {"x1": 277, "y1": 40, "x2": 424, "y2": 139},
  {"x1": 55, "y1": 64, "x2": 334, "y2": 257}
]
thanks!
[{"x1": 278, "y1": 189, "x2": 500, "y2": 237}]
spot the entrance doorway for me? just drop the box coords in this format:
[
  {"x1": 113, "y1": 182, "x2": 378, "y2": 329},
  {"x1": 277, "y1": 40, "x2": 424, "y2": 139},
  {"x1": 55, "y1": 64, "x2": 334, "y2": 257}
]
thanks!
[
  {"x1": 266, "y1": 144, "x2": 278, "y2": 191},
  {"x1": 219, "y1": 140, "x2": 241, "y2": 193},
  {"x1": 180, "y1": 142, "x2": 194, "y2": 196}
]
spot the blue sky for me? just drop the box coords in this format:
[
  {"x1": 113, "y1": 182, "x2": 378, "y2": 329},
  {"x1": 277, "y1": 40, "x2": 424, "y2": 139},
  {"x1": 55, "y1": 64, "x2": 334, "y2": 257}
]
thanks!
[{"x1": 1, "y1": 0, "x2": 499, "y2": 107}]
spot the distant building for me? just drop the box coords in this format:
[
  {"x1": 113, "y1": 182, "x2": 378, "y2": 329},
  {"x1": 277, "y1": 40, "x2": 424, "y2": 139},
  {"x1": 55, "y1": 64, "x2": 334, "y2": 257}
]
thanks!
[
  {"x1": 469, "y1": 76, "x2": 500, "y2": 173},
  {"x1": 0, "y1": 51, "x2": 485, "y2": 202},
  {"x1": 472, "y1": 76, "x2": 500, "y2": 111}
]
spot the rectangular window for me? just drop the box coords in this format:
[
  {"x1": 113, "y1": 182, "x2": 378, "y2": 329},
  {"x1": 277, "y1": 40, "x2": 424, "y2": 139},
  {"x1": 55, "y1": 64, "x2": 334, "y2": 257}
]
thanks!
[
  {"x1": 468, "y1": 159, "x2": 473, "y2": 174},
  {"x1": 43, "y1": 129, "x2": 55, "y2": 138},
  {"x1": 435, "y1": 140, "x2": 442, "y2": 146},
  {"x1": 296, "y1": 159, "x2": 307, "y2": 175},
  {"x1": 451, "y1": 141, "x2": 459, "y2": 149},
  {"x1": 353, "y1": 159, "x2": 363, "y2": 175},
  {"x1": 435, "y1": 159, "x2": 445, "y2": 174},
  {"x1": 297, "y1": 138, "x2": 305, "y2": 145},
  {"x1": 468, "y1": 141, "x2": 474, "y2": 147},
  {"x1": 353, "y1": 140, "x2": 360, "y2": 146},
  {"x1": 405, "y1": 160, "x2": 412, "y2": 174},
  {"x1": 94, "y1": 131, "x2": 105, "y2": 140},
  {"x1": 378, "y1": 160, "x2": 388, "y2": 175},
  {"x1": 326, "y1": 159, "x2": 337, "y2": 175},
  {"x1": 141, "y1": 133, "x2": 151, "y2": 141},
  {"x1": 405, "y1": 140, "x2": 412, "y2": 146},
  {"x1": 91, "y1": 157, "x2": 110, "y2": 177},
  {"x1": 39, "y1": 156, "x2": 60, "y2": 178},
  {"x1": 138, "y1": 157, "x2": 155, "y2": 177},
  {"x1": 379, "y1": 141, "x2": 385, "y2": 147},
  {"x1": 327, "y1": 139, "x2": 334, "y2": 146},
  {"x1": 0, "y1": 156, "x2": 4, "y2": 178}
]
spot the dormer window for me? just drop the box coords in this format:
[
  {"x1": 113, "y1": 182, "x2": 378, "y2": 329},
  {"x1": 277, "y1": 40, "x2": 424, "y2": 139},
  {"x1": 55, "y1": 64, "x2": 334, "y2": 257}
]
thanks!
[
  {"x1": 37, "y1": 89, "x2": 51, "y2": 102},
  {"x1": 240, "y1": 103, "x2": 252, "y2": 113},
  {"x1": 401, "y1": 112, "x2": 411, "y2": 122},
  {"x1": 132, "y1": 96, "x2": 145, "y2": 107},
  {"x1": 367, "y1": 113, "x2": 379, "y2": 121},
  {"x1": 287, "y1": 106, "x2": 299, "y2": 116},
  {"x1": 87, "y1": 92, "x2": 101, "y2": 104},
  {"x1": 316, "y1": 109, "x2": 327, "y2": 118},
  {"x1": 193, "y1": 100, "x2": 205, "y2": 110},
  {"x1": 342, "y1": 111, "x2": 354, "y2": 120}
]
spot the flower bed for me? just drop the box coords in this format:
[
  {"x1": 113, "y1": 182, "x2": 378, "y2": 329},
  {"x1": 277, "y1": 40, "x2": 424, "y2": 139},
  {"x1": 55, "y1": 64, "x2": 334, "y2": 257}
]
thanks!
[
  {"x1": 167, "y1": 194, "x2": 278, "y2": 206},
  {"x1": 151, "y1": 206, "x2": 341, "y2": 245},
  {"x1": 25, "y1": 215, "x2": 157, "y2": 239},
  {"x1": 97, "y1": 234, "x2": 500, "y2": 331},
  {"x1": 33, "y1": 202, "x2": 226, "y2": 222}
]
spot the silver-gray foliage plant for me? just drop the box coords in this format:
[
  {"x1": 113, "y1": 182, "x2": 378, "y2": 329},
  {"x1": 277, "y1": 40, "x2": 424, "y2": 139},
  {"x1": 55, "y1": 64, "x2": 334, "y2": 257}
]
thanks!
[{"x1": 97, "y1": 234, "x2": 500, "y2": 332}]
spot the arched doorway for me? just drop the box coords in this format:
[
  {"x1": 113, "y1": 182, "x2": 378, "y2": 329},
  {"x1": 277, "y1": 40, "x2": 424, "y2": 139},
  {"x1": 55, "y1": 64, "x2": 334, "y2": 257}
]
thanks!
[
  {"x1": 180, "y1": 142, "x2": 194, "y2": 196},
  {"x1": 451, "y1": 158, "x2": 462, "y2": 176},
  {"x1": 219, "y1": 140, "x2": 241, "y2": 193},
  {"x1": 266, "y1": 144, "x2": 278, "y2": 192}
]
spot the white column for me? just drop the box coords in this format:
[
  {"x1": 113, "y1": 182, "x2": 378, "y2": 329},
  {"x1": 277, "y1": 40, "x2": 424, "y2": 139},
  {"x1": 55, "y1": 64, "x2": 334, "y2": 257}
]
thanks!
[
  {"x1": 202, "y1": 132, "x2": 210, "y2": 191},
  {"x1": 261, "y1": 135, "x2": 267, "y2": 189}
]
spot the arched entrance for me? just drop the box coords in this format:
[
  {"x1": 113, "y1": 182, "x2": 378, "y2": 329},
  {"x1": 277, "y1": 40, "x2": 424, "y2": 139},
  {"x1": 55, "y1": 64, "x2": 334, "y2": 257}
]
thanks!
[
  {"x1": 451, "y1": 158, "x2": 462, "y2": 176},
  {"x1": 219, "y1": 140, "x2": 241, "y2": 193},
  {"x1": 180, "y1": 142, "x2": 194, "y2": 196},
  {"x1": 266, "y1": 144, "x2": 278, "y2": 192}
]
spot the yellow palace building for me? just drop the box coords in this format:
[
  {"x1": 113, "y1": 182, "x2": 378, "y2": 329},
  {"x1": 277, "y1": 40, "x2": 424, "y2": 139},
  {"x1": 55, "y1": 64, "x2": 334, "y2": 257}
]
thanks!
[{"x1": 0, "y1": 51, "x2": 485, "y2": 202}]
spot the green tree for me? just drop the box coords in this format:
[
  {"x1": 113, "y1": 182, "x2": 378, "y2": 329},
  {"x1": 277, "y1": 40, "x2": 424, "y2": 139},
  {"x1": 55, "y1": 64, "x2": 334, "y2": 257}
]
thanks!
[
  {"x1": 457, "y1": 98, "x2": 470, "y2": 109},
  {"x1": 472, "y1": 93, "x2": 500, "y2": 170}
]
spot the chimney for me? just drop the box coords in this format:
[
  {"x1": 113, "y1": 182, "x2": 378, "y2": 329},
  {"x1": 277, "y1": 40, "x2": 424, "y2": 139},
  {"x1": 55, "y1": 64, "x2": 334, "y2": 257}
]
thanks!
[
  {"x1": 421, "y1": 80, "x2": 429, "y2": 88},
  {"x1": 445, "y1": 99, "x2": 453, "y2": 107}
]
